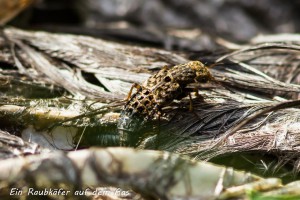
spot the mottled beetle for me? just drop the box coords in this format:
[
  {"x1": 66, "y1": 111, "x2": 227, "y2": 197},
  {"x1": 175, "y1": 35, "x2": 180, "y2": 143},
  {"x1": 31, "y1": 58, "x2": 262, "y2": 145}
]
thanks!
[{"x1": 117, "y1": 61, "x2": 213, "y2": 145}]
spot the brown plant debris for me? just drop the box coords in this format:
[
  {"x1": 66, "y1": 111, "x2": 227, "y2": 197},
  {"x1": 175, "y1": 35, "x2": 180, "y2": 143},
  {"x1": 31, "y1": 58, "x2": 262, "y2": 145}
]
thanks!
[{"x1": 2, "y1": 28, "x2": 300, "y2": 198}]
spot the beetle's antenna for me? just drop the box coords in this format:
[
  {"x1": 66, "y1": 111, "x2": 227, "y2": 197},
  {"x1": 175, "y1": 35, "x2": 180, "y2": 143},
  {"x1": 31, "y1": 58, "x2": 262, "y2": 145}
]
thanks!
[{"x1": 207, "y1": 61, "x2": 224, "y2": 69}]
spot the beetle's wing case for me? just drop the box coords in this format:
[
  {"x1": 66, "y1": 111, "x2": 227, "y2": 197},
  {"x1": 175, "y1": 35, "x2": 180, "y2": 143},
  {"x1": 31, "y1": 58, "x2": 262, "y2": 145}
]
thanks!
[{"x1": 143, "y1": 66, "x2": 169, "y2": 88}]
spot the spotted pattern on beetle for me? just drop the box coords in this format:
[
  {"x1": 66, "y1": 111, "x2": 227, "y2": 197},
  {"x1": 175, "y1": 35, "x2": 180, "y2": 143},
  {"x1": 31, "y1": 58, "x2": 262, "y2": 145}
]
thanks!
[{"x1": 117, "y1": 61, "x2": 213, "y2": 145}]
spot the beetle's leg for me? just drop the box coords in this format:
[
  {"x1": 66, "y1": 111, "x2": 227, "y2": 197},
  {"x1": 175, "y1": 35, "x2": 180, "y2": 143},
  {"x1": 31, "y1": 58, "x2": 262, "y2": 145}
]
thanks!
[
  {"x1": 162, "y1": 65, "x2": 169, "y2": 71},
  {"x1": 126, "y1": 83, "x2": 142, "y2": 100},
  {"x1": 188, "y1": 93, "x2": 202, "y2": 119},
  {"x1": 194, "y1": 88, "x2": 204, "y2": 102},
  {"x1": 194, "y1": 88, "x2": 199, "y2": 97},
  {"x1": 189, "y1": 88, "x2": 204, "y2": 111},
  {"x1": 188, "y1": 88, "x2": 204, "y2": 115}
]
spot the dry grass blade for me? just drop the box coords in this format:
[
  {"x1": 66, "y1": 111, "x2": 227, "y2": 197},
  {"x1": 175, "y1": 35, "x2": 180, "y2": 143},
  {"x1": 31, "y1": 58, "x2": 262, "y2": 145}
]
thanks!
[
  {"x1": 214, "y1": 99, "x2": 300, "y2": 147},
  {"x1": 3, "y1": 27, "x2": 188, "y2": 101}
]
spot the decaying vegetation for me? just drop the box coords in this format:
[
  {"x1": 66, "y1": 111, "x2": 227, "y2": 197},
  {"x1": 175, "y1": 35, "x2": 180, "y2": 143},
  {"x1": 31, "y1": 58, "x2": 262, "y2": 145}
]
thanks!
[
  {"x1": 1, "y1": 25, "x2": 300, "y2": 199},
  {"x1": 3, "y1": 2, "x2": 300, "y2": 199}
]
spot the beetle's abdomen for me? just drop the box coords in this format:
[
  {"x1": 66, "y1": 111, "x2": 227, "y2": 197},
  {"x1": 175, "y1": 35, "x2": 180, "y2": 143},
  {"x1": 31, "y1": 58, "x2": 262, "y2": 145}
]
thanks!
[{"x1": 117, "y1": 88, "x2": 159, "y2": 132}]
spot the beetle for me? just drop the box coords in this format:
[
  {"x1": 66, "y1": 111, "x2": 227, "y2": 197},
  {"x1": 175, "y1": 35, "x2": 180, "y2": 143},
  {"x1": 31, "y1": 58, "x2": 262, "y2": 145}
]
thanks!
[{"x1": 117, "y1": 61, "x2": 213, "y2": 146}]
